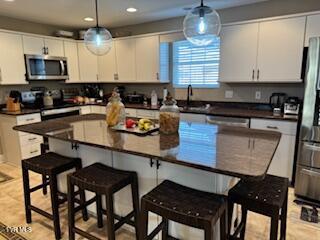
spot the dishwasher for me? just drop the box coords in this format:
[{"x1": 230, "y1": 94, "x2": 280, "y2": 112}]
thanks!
[{"x1": 206, "y1": 116, "x2": 250, "y2": 128}]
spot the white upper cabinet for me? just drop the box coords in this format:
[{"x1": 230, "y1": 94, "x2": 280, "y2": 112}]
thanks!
[
  {"x1": 64, "y1": 40, "x2": 80, "y2": 83},
  {"x1": 22, "y1": 35, "x2": 64, "y2": 56},
  {"x1": 219, "y1": 23, "x2": 259, "y2": 83},
  {"x1": 22, "y1": 35, "x2": 45, "y2": 55},
  {"x1": 305, "y1": 14, "x2": 320, "y2": 46},
  {"x1": 0, "y1": 32, "x2": 27, "y2": 85},
  {"x1": 44, "y1": 38, "x2": 64, "y2": 57},
  {"x1": 77, "y1": 42, "x2": 98, "y2": 82},
  {"x1": 257, "y1": 17, "x2": 306, "y2": 83},
  {"x1": 115, "y1": 38, "x2": 136, "y2": 82},
  {"x1": 135, "y1": 35, "x2": 160, "y2": 82},
  {"x1": 98, "y1": 41, "x2": 117, "y2": 82}
]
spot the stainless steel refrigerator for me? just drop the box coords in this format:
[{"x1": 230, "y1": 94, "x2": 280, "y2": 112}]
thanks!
[{"x1": 295, "y1": 37, "x2": 320, "y2": 202}]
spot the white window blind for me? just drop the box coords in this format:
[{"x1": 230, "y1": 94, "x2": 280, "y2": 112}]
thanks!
[{"x1": 172, "y1": 38, "x2": 220, "y2": 88}]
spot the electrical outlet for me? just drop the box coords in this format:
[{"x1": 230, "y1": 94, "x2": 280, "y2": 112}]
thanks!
[
  {"x1": 255, "y1": 91, "x2": 261, "y2": 100},
  {"x1": 225, "y1": 90, "x2": 233, "y2": 99}
]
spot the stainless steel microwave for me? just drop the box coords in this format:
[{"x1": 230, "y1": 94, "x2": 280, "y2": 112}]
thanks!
[{"x1": 25, "y1": 55, "x2": 69, "y2": 80}]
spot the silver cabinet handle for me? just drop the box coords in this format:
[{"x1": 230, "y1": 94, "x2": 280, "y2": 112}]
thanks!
[
  {"x1": 266, "y1": 126, "x2": 278, "y2": 130},
  {"x1": 252, "y1": 70, "x2": 255, "y2": 80},
  {"x1": 156, "y1": 72, "x2": 159, "y2": 80},
  {"x1": 25, "y1": 118, "x2": 35, "y2": 122},
  {"x1": 257, "y1": 69, "x2": 260, "y2": 80},
  {"x1": 28, "y1": 137, "x2": 37, "y2": 141},
  {"x1": 30, "y1": 150, "x2": 39, "y2": 154}
]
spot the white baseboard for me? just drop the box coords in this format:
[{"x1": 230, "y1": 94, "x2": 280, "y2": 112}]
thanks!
[{"x1": 0, "y1": 154, "x2": 5, "y2": 163}]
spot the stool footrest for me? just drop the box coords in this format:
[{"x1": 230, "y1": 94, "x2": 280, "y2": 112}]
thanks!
[
  {"x1": 73, "y1": 227, "x2": 100, "y2": 240},
  {"x1": 114, "y1": 211, "x2": 135, "y2": 230},
  {"x1": 30, "y1": 182, "x2": 50, "y2": 193},
  {"x1": 74, "y1": 196, "x2": 97, "y2": 213},
  {"x1": 29, "y1": 205, "x2": 53, "y2": 220},
  {"x1": 147, "y1": 220, "x2": 166, "y2": 240}
]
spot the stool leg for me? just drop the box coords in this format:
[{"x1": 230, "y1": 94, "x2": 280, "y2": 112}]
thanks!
[
  {"x1": 204, "y1": 224, "x2": 214, "y2": 240},
  {"x1": 239, "y1": 207, "x2": 248, "y2": 240},
  {"x1": 96, "y1": 194, "x2": 103, "y2": 228},
  {"x1": 67, "y1": 177, "x2": 75, "y2": 240},
  {"x1": 270, "y1": 213, "x2": 280, "y2": 240},
  {"x1": 105, "y1": 193, "x2": 115, "y2": 240},
  {"x1": 220, "y1": 210, "x2": 227, "y2": 240},
  {"x1": 227, "y1": 200, "x2": 234, "y2": 236},
  {"x1": 22, "y1": 166, "x2": 32, "y2": 223},
  {"x1": 140, "y1": 200, "x2": 149, "y2": 240},
  {"x1": 49, "y1": 174, "x2": 61, "y2": 240},
  {"x1": 75, "y1": 161, "x2": 88, "y2": 221},
  {"x1": 42, "y1": 174, "x2": 48, "y2": 195},
  {"x1": 131, "y1": 177, "x2": 140, "y2": 240},
  {"x1": 162, "y1": 218, "x2": 169, "y2": 240},
  {"x1": 280, "y1": 191, "x2": 288, "y2": 240}
]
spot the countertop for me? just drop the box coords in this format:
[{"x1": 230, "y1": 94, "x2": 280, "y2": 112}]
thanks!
[
  {"x1": 1, "y1": 102, "x2": 299, "y2": 121},
  {"x1": 14, "y1": 114, "x2": 281, "y2": 180}
]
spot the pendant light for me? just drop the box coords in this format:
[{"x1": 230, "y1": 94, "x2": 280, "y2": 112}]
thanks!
[
  {"x1": 84, "y1": 0, "x2": 112, "y2": 56},
  {"x1": 183, "y1": 0, "x2": 221, "y2": 46}
]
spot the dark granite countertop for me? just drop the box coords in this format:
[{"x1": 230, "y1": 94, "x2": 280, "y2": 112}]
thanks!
[
  {"x1": 14, "y1": 114, "x2": 281, "y2": 180},
  {"x1": 1, "y1": 102, "x2": 298, "y2": 122}
]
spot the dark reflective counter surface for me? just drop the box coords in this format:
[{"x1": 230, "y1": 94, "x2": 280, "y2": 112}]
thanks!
[{"x1": 14, "y1": 114, "x2": 281, "y2": 179}]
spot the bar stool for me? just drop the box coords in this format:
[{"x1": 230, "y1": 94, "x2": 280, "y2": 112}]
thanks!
[
  {"x1": 140, "y1": 180, "x2": 227, "y2": 240},
  {"x1": 22, "y1": 152, "x2": 88, "y2": 240},
  {"x1": 67, "y1": 162, "x2": 140, "y2": 240},
  {"x1": 227, "y1": 174, "x2": 289, "y2": 240}
]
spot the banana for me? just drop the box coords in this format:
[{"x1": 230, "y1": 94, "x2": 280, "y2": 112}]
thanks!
[{"x1": 139, "y1": 118, "x2": 152, "y2": 125}]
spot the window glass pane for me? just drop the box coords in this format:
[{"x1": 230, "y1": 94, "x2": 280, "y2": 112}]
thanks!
[{"x1": 172, "y1": 38, "x2": 220, "y2": 88}]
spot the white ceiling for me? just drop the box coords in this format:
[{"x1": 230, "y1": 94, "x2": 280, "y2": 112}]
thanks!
[{"x1": 0, "y1": 0, "x2": 268, "y2": 29}]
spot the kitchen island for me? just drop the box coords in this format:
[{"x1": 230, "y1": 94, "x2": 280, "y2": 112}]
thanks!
[{"x1": 14, "y1": 114, "x2": 281, "y2": 239}]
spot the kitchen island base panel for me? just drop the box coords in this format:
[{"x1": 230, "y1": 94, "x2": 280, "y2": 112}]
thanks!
[{"x1": 48, "y1": 138, "x2": 234, "y2": 240}]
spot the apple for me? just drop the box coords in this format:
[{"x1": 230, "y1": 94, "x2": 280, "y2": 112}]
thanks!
[{"x1": 126, "y1": 119, "x2": 136, "y2": 128}]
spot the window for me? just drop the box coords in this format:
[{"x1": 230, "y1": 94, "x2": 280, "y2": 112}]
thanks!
[{"x1": 172, "y1": 38, "x2": 220, "y2": 88}]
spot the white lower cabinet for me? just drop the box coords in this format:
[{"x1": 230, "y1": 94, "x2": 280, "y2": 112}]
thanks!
[
  {"x1": 250, "y1": 118, "x2": 297, "y2": 180},
  {"x1": 90, "y1": 105, "x2": 105, "y2": 114},
  {"x1": 80, "y1": 106, "x2": 91, "y2": 115},
  {"x1": 0, "y1": 113, "x2": 42, "y2": 165},
  {"x1": 136, "y1": 109, "x2": 159, "y2": 119}
]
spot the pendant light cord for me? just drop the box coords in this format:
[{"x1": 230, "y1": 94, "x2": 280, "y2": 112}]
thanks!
[
  {"x1": 200, "y1": 0, "x2": 204, "y2": 7},
  {"x1": 95, "y1": 0, "x2": 99, "y2": 28}
]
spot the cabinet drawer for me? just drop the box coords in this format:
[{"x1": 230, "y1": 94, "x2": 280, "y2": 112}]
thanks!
[
  {"x1": 125, "y1": 108, "x2": 137, "y2": 117},
  {"x1": 136, "y1": 110, "x2": 157, "y2": 119},
  {"x1": 19, "y1": 134, "x2": 43, "y2": 147},
  {"x1": 17, "y1": 113, "x2": 41, "y2": 125},
  {"x1": 91, "y1": 106, "x2": 105, "y2": 114},
  {"x1": 21, "y1": 143, "x2": 41, "y2": 159},
  {"x1": 250, "y1": 118, "x2": 297, "y2": 135},
  {"x1": 80, "y1": 106, "x2": 91, "y2": 115}
]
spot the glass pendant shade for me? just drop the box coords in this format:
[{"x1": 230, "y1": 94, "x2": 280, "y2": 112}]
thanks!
[
  {"x1": 84, "y1": 27, "x2": 112, "y2": 56},
  {"x1": 183, "y1": 3, "x2": 221, "y2": 46}
]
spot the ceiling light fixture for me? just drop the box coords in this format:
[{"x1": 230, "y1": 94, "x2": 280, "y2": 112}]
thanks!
[
  {"x1": 183, "y1": 0, "x2": 221, "y2": 46},
  {"x1": 84, "y1": 0, "x2": 112, "y2": 56},
  {"x1": 126, "y1": 7, "x2": 137, "y2": 13},
  {"x1": 3, "y1": 0, "x2": 15, "y2": 2},
  {"x1": 84, "y1": 17, "x2": 94, "y2": 22}
]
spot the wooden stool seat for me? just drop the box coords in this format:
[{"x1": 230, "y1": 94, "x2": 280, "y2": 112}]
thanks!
[
  {"x1": 228, "y1": 174, "x2": 289, "y2": 240},
  {"x1": 22, "y1": 152, "x2": 88, "y2": 240},
  {"x1": 67, "y1": 163, "x2": 140, "y2": 240},
  {"x1": 141, "y1": 180, "x2": 227, "y2": 240}
]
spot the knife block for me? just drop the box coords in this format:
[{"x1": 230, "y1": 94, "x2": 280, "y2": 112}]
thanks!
[{"x1": 6, "y1": 97, "x2": 21, "y2": 112}]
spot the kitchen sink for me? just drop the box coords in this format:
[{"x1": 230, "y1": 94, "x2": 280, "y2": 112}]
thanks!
[{"x1": 179, "y1": 105, "x2": 210, "y2": 112}]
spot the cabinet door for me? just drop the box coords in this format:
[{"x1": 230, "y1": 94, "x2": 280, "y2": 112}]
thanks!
[
  {"x1": 219, "y1": 23, "x2": 259, "y2": 82},
  {"x1": 136, "y1": 35, "x2": 159, "y2": 82},
  {"x1": 115, "y1": 38, "x2": 136, "y2": 82},
  {"x1": 22, "y1": 35, "x2": 45, "y2": 55},
  {"x1": 64, "y1": 41, "x2": 80, "y2": 83},
  {"x1": 77, "y1": 42, "x2": 98, "y2": 82},
  {"x1": 98, "y1": 41, "x2": 117, "y2": 82},
  {"x1": 0, "y1": 32, "x2": 27, "y2": 85},
  {"x1": 305, "y1": 14, "x2": 320, "y2": 46},
  {"x1": 257, "y1": 17, "x2": 306, "y2": 83},
  {"x1": 44, "y1": 38, "x2": 64, "y2": 57},
  {"x1": 267, "y1": 134, "x2": 296, "y2": 180}
]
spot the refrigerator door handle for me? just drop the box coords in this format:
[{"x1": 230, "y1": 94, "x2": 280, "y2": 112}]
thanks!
[{"x1": 301, "y1": 168, "x2": 320, "y2": 177}]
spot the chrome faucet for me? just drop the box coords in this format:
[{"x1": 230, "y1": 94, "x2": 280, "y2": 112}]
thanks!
[{"x1": 187, "y1": 84, "x2": 193, "y2": 107}]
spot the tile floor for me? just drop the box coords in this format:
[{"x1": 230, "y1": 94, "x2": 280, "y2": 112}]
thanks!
[{"x1": 0, "y1": 163, "x2": 319, "y2": 240}]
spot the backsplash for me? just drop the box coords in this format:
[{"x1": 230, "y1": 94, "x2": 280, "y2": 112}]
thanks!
[{"x1": 0, "y1": 81, "x2": 304, "y2": 105}]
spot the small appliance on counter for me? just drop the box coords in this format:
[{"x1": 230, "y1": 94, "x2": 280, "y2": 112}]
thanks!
[
  {"x1": 43, "y1": 91, "x2": 53, "y2": 107},
  {"x1": 82, "y1": 84, "x2": 103, "y2": 102},
  {"x1": 21, "y1": 90, "x2": 44, "y2": 109},
  {"x1": 269, "y1": 92, "x2": 287, "y2": 115},
  {"x1": 125, "y1": 92, "x2": 145, "y2": 104},
  {"x1": 284, "y1": 97, "x2": 300, "y2": 115}
]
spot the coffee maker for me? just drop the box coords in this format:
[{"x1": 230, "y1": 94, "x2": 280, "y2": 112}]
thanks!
[{"x1": 269, "y1": 92, "x2": 287, "y2": 115}]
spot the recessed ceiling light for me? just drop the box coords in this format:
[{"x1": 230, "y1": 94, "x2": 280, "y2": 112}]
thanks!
[
  {"x1": 126, "y1": 7, "x2": 137, "y2": 13},
  {"x1": 84, "y1": 17, "x2": 94, "y2": 22},
  {"x1": 3, "y1": 0, "x2": 15, "y2": 2}
]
